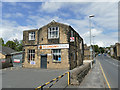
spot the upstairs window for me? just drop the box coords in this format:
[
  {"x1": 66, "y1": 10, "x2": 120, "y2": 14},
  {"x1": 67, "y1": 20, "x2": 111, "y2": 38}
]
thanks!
[
  {"x1": 29, "y1": 32, "x2": 35, "y2": 40},
  {"x1": 28, "y1": 49, "x2": 35, "y2": 62},
  {"x1": 48, "y1": 27, "x2": 59, "y2": 39}
]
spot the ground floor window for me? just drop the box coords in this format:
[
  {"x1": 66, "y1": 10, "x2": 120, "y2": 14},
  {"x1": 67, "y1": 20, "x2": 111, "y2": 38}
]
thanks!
[
  {"x1": 28, "y1": 49, "x2": 35, "y2": 62},
  {"x1": 52, "y1": 49, "x2": 61, "y2": 61}
]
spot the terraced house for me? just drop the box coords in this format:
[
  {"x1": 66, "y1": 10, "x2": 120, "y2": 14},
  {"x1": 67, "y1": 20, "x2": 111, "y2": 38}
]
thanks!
[{"x1": 23, "y1": 20, "x2": 84, "y2": 70}]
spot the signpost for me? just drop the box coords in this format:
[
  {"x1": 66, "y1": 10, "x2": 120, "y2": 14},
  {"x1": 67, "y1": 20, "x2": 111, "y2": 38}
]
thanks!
[{"x1": 70, "y1": 37, "x2": 74, "y2": 42}]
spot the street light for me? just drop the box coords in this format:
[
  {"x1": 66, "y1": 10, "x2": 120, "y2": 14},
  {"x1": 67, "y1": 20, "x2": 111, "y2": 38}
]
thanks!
[
  {"x1": 89, "y1": 14, "x2": 95, "y2": 60},
  {"x1": 93, "y1": 35, "x2": 95, "y2": 60}
]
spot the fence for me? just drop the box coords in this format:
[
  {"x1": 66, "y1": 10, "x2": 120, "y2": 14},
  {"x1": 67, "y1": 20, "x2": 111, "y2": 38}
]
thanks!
[{"x1": 35, "y1": 72, "x2": 70, "y2": 90}]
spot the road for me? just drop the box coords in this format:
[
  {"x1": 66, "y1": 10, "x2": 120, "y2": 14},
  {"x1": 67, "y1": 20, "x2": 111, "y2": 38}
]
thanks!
[
  {"x1": 96, "y1": 54, "x2": 120, "y2": 88},
  {"x1": 2, "y1": 68, "x2": 68, "y2": 89},
  {"x1": 1, "y1": 55, "x2": 120, "y2": 89}
]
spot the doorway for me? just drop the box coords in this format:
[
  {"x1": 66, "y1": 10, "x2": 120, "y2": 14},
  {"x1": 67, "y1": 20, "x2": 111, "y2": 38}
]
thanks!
[{"x1": 41, "y1": 54, "x2": 47, "y2": 69}]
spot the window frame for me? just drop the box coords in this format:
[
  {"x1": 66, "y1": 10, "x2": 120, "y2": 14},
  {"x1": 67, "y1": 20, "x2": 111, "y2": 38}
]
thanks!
[
  {"x1": 48, "y1": 27, "x2": 59, "y2": 39},
  {"x1": 28, "y1": 49, "x2": 35, "y2": 63},
  {"x1": 52, "y1": 49, "x2": 61, "y2": 62},
  {"x1": 29, "y1": 32, "x2": 35, "y2": 40}
]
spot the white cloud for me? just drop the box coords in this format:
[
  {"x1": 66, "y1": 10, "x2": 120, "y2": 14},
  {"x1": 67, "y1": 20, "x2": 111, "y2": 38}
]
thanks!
[
  {"x1": 8, "y1": 2, "x2": 17, "y2": 6},
  {"x1": 3, "y1": 12, "x2": 24, "y2": 18},
  {"x1": 82, "y1": 29, "x2": 103, "y2": 38},
  {"x1": 4, "y1": 13, "x2": 11, "y2": 18},
  {"x1": 71, "y1": 2, "x2": 118, "y2": 30},
  {"x1": 1, "y1": 0, "x2": 119, "y2": 2},
  {"x1": 18, "y1": 3, "x2": 31, "y2": 9},
  {"x1": 1, "y1": 2, "x2": 118, "y2": 47},
  {"x1": 1, "y1": 20, "x2": 36, "y2": 43},
  {"x1": 15, "y1": 12, "x2": 24, "y2": 17},
  {"x1": 38, "y1": 2, "x2": 63, "y2": 13}
]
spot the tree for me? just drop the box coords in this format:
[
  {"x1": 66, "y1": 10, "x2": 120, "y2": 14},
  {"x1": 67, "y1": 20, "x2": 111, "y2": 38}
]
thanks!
[
  {"x1": 99, "y1": 47, "x2": 105, "y2": 54},
  {"x1": 12, "y1": 39, "x2": 23, "y2": 51},
  {"x1": 16, "y1": 40, "x2": 23, "y2": 51},
  {"x1": 13, "y1": 39, "x2": 19, "y2": 46},
  {"x1": 0, "y1": 38, "x2": 4, "y2": 46},
  {"x1": 5, "y1": 41, "x2": 16, "y2": 50},
  {"x1": 92, "y1": 45, "x2": 100, "y2": 53}
]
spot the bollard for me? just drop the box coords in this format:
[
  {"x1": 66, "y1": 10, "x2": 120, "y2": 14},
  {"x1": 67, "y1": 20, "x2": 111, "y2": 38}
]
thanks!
[{"x1": 68, "y1": 72, "x2": 70, "y2": 85}]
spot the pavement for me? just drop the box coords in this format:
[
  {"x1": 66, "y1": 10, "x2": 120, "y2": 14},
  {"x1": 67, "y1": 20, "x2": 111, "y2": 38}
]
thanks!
[
  {"x1": 79, "y1": 59, "x2": 106, "y2": 88},
  {"x1": 67, "y1": 58, "x2": 106, "y2": 88}
]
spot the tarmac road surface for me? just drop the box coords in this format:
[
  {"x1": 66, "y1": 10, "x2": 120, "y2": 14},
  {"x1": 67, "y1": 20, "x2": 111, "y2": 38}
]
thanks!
[
  {"x1": 2, "y1": 68, "x2": 68, "y2": 88},
  {"x1": 97, "y1": 54, "x2": 120, "y2": 88}
]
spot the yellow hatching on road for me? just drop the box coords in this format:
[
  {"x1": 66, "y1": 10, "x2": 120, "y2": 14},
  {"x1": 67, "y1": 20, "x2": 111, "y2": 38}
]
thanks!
[{"x1": 99, "y1": 61, "x2": 111, "y2": 90}]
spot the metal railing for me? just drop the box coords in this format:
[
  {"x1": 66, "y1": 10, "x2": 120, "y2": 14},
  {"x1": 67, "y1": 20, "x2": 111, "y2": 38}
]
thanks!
[{"x1": 35, "y1": 72, "x2": 70, "y2": 90}]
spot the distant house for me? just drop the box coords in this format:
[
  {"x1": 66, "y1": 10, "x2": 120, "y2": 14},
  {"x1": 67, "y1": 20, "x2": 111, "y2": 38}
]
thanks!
[
  {"x1": 115, "y1": 43, "x2": 120, "y2": 60},
  {"x1": 84, "y1": 44, "x2": 93, "y2": 60},
  {"x1": 0, "y1": 46, "x2": 16, "y2": 68},
  {"x1": 84, "y1": 44, "x2": 90, "y2": 60},
  {"x1": 110, "y1": 43, "x2": 120, "y2": 60},
  {"x1": 110, "y1": 45, "x2": 114, "y2": 57},
  {"x1": 0, "y1": 46, "x2": 16, "y2": 60}
]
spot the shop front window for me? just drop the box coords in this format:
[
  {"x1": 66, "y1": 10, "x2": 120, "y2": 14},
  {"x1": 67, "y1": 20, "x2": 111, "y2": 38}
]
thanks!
[
  {"x1": 52, "y1": 49, "x2": 61, "y2": 61},
  {"x1": 28, "y1": 49, "x2": 35, "y2": 63}
]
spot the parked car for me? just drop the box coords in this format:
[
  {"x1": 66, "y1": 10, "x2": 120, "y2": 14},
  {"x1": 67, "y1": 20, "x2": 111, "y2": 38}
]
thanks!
[
  {"x1": 104, "y1": 53, "x2": 106, "y2": 56},
  {"x1": 0, "y1": 58, "x2": 13, "y2": 69},
  {"x1": 98, "y1": 54, "x2": 101, "y2": 56}
]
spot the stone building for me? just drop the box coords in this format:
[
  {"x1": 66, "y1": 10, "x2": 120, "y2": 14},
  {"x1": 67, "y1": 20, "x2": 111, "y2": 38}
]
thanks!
[
  {"x1": 84, "y1": 44, "x2": 91, "y2": 60},
  {"x1": 0, "y1": 46, "x2": 16, "y2": 60},
  {"x1": 115, "y1": 43, "x2": 120, "y2": 60},
  {"x1": 0, "y1": 46, "x2": 16, "y2": 68},
  {"x1": 110, "y1": 45, "x2": 114, "y2": 57},
  {"x1": 23, "y1": 20, "x2": 84, "y2": 70},
  {"x1": 110, "y1": 43, "x2": 120, "y2": 60}
]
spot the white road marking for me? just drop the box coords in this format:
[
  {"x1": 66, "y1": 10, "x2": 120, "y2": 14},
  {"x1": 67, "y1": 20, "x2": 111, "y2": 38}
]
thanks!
[{"x1": 104, "y1": 59, "x2": 119, "y2": 67}]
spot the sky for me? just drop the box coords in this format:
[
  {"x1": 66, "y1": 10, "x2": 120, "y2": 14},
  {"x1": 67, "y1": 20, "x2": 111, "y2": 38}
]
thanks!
[{"x1": 0, "y1": 1, "x2": 119, "y2": 47}]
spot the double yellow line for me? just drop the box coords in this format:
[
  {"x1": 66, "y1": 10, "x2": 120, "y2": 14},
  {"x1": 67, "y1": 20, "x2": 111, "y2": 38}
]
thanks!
[{"x1": 99, "y1": 61, "x2": 111, "y2": 90}]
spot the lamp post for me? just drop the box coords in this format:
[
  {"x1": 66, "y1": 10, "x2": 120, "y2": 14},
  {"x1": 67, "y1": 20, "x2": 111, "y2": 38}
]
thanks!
[
  {"x1": 93, "y1": 35, "x2": 95, "y2": 60},
  {"x1": 89, "y1": 15, "x2": 95, "y2": 60}
]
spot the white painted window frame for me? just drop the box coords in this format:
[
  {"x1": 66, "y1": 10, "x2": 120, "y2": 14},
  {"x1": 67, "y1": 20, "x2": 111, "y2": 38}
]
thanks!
[
  {"x1": 29, "y1": 32, "x2": 35, "y2": 40},
  {"x1": 28, "y1": 49, "x2": 35, "y2": 62},
  {"x1": 48, "y1": 27, "x2": 59, "y2": 39}
]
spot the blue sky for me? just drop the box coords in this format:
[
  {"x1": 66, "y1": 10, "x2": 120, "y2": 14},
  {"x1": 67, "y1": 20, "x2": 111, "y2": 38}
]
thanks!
[{"x1": 1, "y1": 1, "x2": 118, "y2": 47}]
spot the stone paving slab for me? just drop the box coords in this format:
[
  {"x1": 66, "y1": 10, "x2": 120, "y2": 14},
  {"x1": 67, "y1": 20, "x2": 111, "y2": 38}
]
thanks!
[{"x1": 67, "y1": 60, "x2": 107, "y2": 88}]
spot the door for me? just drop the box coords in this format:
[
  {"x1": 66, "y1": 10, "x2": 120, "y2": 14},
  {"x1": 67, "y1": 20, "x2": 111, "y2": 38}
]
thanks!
[{"x1": 41, "y1": 55, "x2": 47, "y2": 69}]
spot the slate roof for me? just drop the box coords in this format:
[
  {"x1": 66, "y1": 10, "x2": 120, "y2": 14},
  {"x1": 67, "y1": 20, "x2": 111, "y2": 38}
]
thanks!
[{"x1": 1, "y1": 46, "x2": 16, "y2": 55}]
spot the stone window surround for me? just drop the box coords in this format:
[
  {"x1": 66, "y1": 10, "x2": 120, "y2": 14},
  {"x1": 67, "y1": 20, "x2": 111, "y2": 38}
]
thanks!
[
  {"x1": 48, "y1": 27, "x2": 59, "y2": 39},
  {"x1": 28, "y1": 49, "x2": 35, "y2": 63},
  {"x1": 52, "y1": 49, "x2": 61, "y2": 62},
  {"x1": 29, "y1": 32, "x2": 35, "y2": 40}
]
